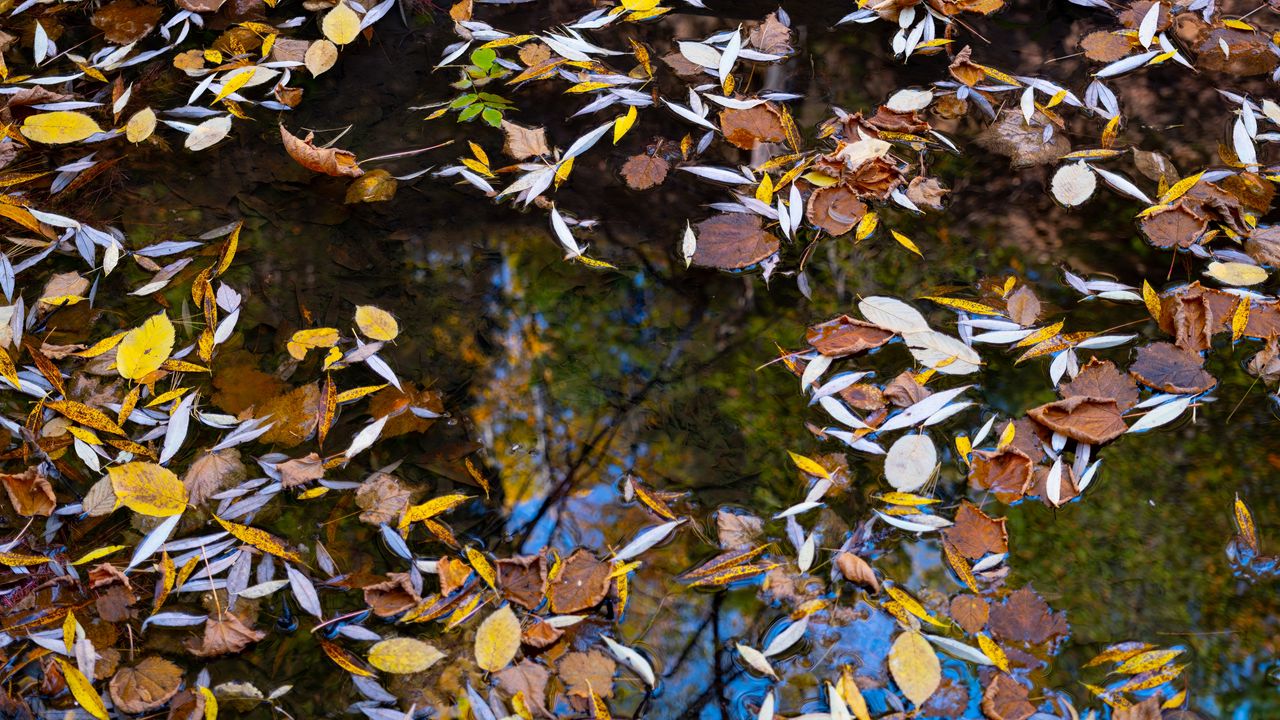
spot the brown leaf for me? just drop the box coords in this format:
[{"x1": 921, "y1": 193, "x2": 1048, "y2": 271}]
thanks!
[
  {"x1": 1080, "y1": 31, "x2": 1132, "y2": 63},
  {"x1": 948, "y1": 46, "x2": 984, "y2": 86},
  {"x1": 109, "y1": 656, "x2": 182, "y2": 714},
  {"x1": 497, "y1": 554, "x2": 548, "y2": 610},
  {"x1": 1004, "y1": 286, "x2": 1041, "y2": 327},
  {"x1": 280, "y1": 125, "x2": 363, "y2": 178},
  {"x1": 0, "y1": 467, "x2": 55, "y2": 517},
  {"x1": 716, "y1": 510, "x2": 763, "y2": 550},
  {"x1": 944, "y1": 502, "x2": 1008, "y2": 560},
  {"x1": 719, "y1": 103, "x2": 786, "y2": 150},
  {"x1": 558, "y1": 650, "x2": 616, "y2": 699},
  {"x1": 1060, "y1": 358, "x2": 1140, "y2": 411},
  {"x1": 620, "y1": 154, "x2": 669, "y2": 190},
  {"x1": 345, "y1": 169, "x2": 398, "y2": 204},
  {"x1": 747, "y1": 12, "x2": 792, "y2": 55},
  {"x1": 522, "y1": 618, "x2": 564, "y2": 649},
  {"x1": 275, "y1": 452, "x2": 325, "y2": 488},
  {"x1": 368, "y1": 382, "x2": 443, "y2": 438},
  {"x1": 905, "y1": 176, "x2": 948, "y2": 211},
  {"x1": 884, "y1": 371, "x2": 931, "y2": 407},
  {"x1": 176, "y1": 0, "x2": 226, "y2": 12},
  {"x1": 1158, "y1": 282, "x2": 1234, "y2": 352},
  {"x1": 1114, "y1": 698, "x2": 1163, "y2": 720},
  {"x1": 363, "y1": 573, "x2": 421, "y2": 617},
  {"x1": 986, "y1": 586, "x2": 1067, "y2": 646},
  {"x1": 91, "y1": 0, "x2": 163, "y2": 44},
  {"x1": 975, "y1": 109, "x2": 1070, "y2": 168},
  {"x1": 182, "y1": 448, "x2": 246, "y2": 506},
  {"x1": 841, "y1": 383, "x2": 886, "y2": 413},
  {"x1": 1140, "y1": 201, "x2": 1208, "y2": 249},
  {"x1": 806, "y1": 185, "x2": 867, "y2": 235},
  {"x1": 1129, "y1": 342, "x2": 1215, "y2": 395},
  {"x1": 950, "y1": 594, "x2": 989, "y2": 634},
  {"x1": 1026, "y1": 396, "x2": 1126, "y2": 444},
  {"x1": 968, "y1": 448, "x2": 1033, "y2": 503},
  {"x1": 1244, "y1": 300, "x2": 1280, "y2": 339},
  {"x1": 548, "y1": 548, "x2": 612, "y2": 613},
  {"x1": 835, "y1": 552, "x2": 879, "y2": 592},
  {"x1": 690, "y1": 214, "x2": 779, "y2": 270},
  {"x1": 807, "y1": 315, "x2": 894, "y2": 357},
  {"x1": 1133, "y1": 149, "x2": 1179, "y2": 186},
  {"x1": 500, "y1": 121, "x2": 550, "y2": 160},
  {"x1": 355, "y1": 472, "x2": 411, "y2": 525},
  {"x1": 495, "y1": 661, "x2": 550, "y2": 716},
  {"x1": 980, "y1": 673, "x2": 1036, "y2": 720},
  {"x1": 186, "y1": 612, "x2": 266, "y2": 657},
  {"x1": 438, "y1": 556, "x2": 473, "y2": 596},
  {"x1": 246, "y1": 383, "x2": 321, "y2": 447}
]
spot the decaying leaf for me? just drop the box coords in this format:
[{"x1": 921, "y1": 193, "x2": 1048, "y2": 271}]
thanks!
[{"x1": 281, "y1": 125, "x2": 363, "y2": 177}]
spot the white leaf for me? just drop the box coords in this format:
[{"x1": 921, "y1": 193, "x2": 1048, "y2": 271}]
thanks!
[
  {"x1": 614, "y1": 520, "x2": 681, "y2": 561},
  {"x1": 923, "y1": 634, "x2": 994, "y2": 665},
  {"x1": 678, "y1": 41, "x2": 721, "y2": 69},
  {"x1": 1046, "y1": 456, "x2": 1064, "y2": 506},
  {"x1": 1127, "y1": 395, "x2": 1191, "y2": 433},
  {"x1": 601, "y1": 636, "x2": 656, "y2": 687},
  {"x1": 819, "y1": 396, "x2": 869, "y2": 429},
  {"x1": 185, "y1": 115, "x2": 232, "y2": 152},
  {"x1": 550, "y1": 205, "x2": 584, "y2": 258},
  {"x1": 904, "y1": 331, "x2": 981, "y2": 375},
  {"x1": 1138, "y1": 2, "x2": 1160, "y2": 48},
  {"x1": 718, "y1": 29, "x2": 741, "y2": 85},
  {"x1": 286, "y1": 563, "x2": 322, "y2": 618},
  {"x1": 878, "y1": 385, "x2": 973, "y2": 434},
  {"x1": 797, "y1": 533, "x2": 815, "y2": 572},
  {"x1": 344, "y1": 416, "x2": 388, "y2": 461},
  {"x1": 1051, "y1": 161, "x2": 1096, "y2": 206},
  {"x1": 763, "y1": 616, "x2": 807, "y2": 657},
  {"x1": 1096, "y1": 50, "x2": 1159, "y2": 78},
  {"x1": 858, "y1": 296, "x2": 929, "y2": 333},
  {"x1": 736, "y1": 644, "x2": 777, "y2": 679},
  {"x1": 800, "y1": 353, "x2": 831, "y2": 389},
  {"x1": 884, "y1": 434, "x2": 937, "y2": 492},
  {"x1": 127, "y1": 513, "x2": 183, "y2": 571},
  {"x1": 681, "y1": 222, "x2": 696, "y2": 267},
  {"x1": 886, "y1": 88, "x2": 933, "y2": 113},
  {"x1": 1091, "y1": 166, "x2": 1154, "y2": 204},
  {"x1": 874, "y1": 510, "x2": 942, "y2": 533}
]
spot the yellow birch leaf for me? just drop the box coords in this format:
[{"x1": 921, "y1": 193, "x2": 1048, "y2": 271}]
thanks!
[
  {"x1": 287, "y1": 327, "x2": 340, "y2": 360},
  {"x1": 613, "y1": 105, "x2": 637, "y2": 144},
  {"x1": 57, "y1": 659, "x2": 108, "y2": 720},
  {"x1": 955, "y1": 435, "x2": 972, "y2": 465},
  {"x1": 885, "y1": 585, "x2": 947, "y2": 627},
  {"x1": 921, "y1": 296, "x2": 1003, "y2": 316},
  {"x1": 887, "y1": 630, "x2": 940, "y2": 707},
  {"x1": 1232, "y1": 299, "x2": 1250, "y2": 342},
  {"x1": 787, "y1": 450, "x2": 830, "y2": 479},
  {"x1": 368, "y1": 637, "x2": 444, "y2": 674},
  {"x1": 1206, "y1": 261, "x2": 1268, "y2": 287},
  {"x1": 755, "y1": 174, "x2": 774, "y2": 205},
  {"x1": 997, "y1": 421, "x2": 1016, "y2": 450},
  {"x1": 109, "y1": 462, "x2": 188, "y2": 516},
  {"x1": 400, "y1": 494, "x2": 471, "y2": 532},
  {"x1": 474, "y1": 605, "x2": 521, "y2": 672},
  {"x1": 336, "y1": 384, "x2": 387, "y2": 404},
  {"x1": 21, "y1": 112, "x2": 103, "y2": 144},
  {"x1": 212, "y1": 515, "x2": 303, "y2": 563},
  {"x1": 305, "y1": 40, "x2": 339, "y2": 76},
  {"x1": 126, "y1": 108, "x2": 156, "y2": 143},
  {"x1": 322, "y1": 2, "x2": 361, "y2": 45},
  {"x1": 117, "y1": 313, "x2": 175, "y2": 381},
  {"x1": 354, "y1": 306, "x2": 399, "y2": 341}
]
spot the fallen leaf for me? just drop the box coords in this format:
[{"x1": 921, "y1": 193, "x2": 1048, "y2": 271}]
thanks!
[
  {"x1": 689, "y1": 214, "x2": 779, "y2": 270},
  {"x1": 1027, "y1": 396, "x2": 1127, "y2": 444},
  {"x1": 943, "y1": 502, "x2": 1008, "y2": 560},
  {"x1": 548, "y1": 548, "x2": 612, "y2": 613},
  {"x1": 559, "y1": 650, "x2": 616, "y2": 699},
  {"x1": 500, "y1": 121, "x2": 550, "y2": 160},
  {"x1": 888, "y1": 630, "x2": 940, "y2": 707},
  {"x1": 281, "y1": 125, "x2": 363, "y2": 177},
  {"x1": 620, "y1": 153, "x2": 669, "y2": 190},
  {"x1": 21, "y1": 112, "x2": 103, "y2": 144},
  {"x1": 108, "y1": 462, "x2": 187, "y2": 517},
  {"x1": 474, "y1": 605, "x2": 521, "y2": 672},
  {"x1": 369, "y1": 637, "x2": 445, "y2": 674},
  {"x1": 108, "y1": 657, "x2": 182, "y2": 714}
]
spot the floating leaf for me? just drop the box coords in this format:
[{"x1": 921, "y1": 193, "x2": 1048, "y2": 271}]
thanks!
[
  {"x1": 22, "y1": 112, "x2": 103, "y2": 144},
  {"x1": 369, "y1": 638, "x2": 445, "y2": 674},
  {"x1": 108, "y1": 462, "x2": 188, "y2": 516},
  {"x1": 117, "y1": 312, "x2": 175, "y2": 380},
  {"x1": 474, "y1": 605, "x2": 521, "y2": 672},
  {"x1": 888, "y1": 631, "x2": 940, "y2": 707}
]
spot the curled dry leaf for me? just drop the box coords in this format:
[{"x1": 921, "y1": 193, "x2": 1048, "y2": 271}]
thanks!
[
  {"x1": 501, "y1": 121, "x2": 551, "y2": 160},
  {"x1": 807, "y1": 185, "x2": 867, "y2": 235},
  {"x1": 186, "y1": 612, "x2": 266, "y2": 657},
  {"x1": 280, "y1": 125, "x2": 363, "y2": 177},
  {"x1": 835, "y1": 551, "x2": 879, "y2": 591},
  {"x1": 1026, "y1": 396, "x2": 1127, "y2": 444},
  {"x1": 981, "y1": 673, "x2": 1037, "y2": 720}
]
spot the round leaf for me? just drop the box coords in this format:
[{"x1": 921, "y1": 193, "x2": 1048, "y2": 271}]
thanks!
[
  {"x1": 888, "y1": 630, "x2": 940, "y2": 707},
  {"x1": 354, "y1": 305, "x2": 399, "y2": 341},
  {"x1": 1050, "y1": 161, "x2": 1096, "y2": 207},
  {"x1": 116, "y1": 312, "x2": 175, "y2": 380},
  {"x1": 884, "y1": 434, "x2": 937, "y2": 492},
  {"x1": 322, "y1": 2, "x2": 361, "y2": 45}
]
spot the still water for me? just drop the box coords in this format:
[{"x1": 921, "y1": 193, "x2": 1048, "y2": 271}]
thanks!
[{"x1": 86, "y1": 5, "x2": 1280, "y2": 718}]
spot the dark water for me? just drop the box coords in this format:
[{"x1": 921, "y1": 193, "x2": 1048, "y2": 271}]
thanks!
[{"x1": 84, "y1": 5, "x2": 1280, "y2": 718}]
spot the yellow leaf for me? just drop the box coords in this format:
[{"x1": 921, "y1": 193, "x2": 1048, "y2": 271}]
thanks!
[
  {"x1": 154, "y1": 551, "x2": 176, "y2": 611},
  {"x1": 354, "y1": 305, "x2": 399, "y2": 341},
  {"x1": 367, "y1": 637, "x2": 443, "y2": 673},
  {"x1": 837, "y1": 665, "x2": 872, "y2": 720},
  {"x1": 126, "y1": 108, "x2": 156, "y2": 143},
  {"x1": 287, "y1": 327, "x2": 340, "y2": 360},
  {"x1": 955, "y1": 435, "x2": 972, "y2": 464},
  {"x1": 801, "y1": 171, "x2": 839, "y2": 188},
  {"x1": 70, "y1": 545, "x2": 125, "y2": 565},
  {"x1": 320, "y1": 637, "x2": 377, "y2": 676},
  {"x1": 0, "y1": 348, "x2": 18, "y2": 389},
  {"x1": 77, "y1": 331, "x2": 128, "y2": 359},
  {"x1": 322, "y1": 1, "x2": 361, "y2": 45},
  {"x1": 622, "y1": 0, "x2": 659, "y2": 9},
  {"x1": 400, "y1": 494, "x2": 472, "y2": 532},
  {"x1": 335, "y1": 384, "x2": 387, "y2": 404},
  {"x1": 1013, "y1": 320, "x2": 1065, "y2": 348},
  {"x1": 1206, "y1": 261, "x2": 1268, "y2": 287},
  {"x1": 855, "y1": 211, "x2": 878, "y2": 242},
  {"x1": 212, "y1": 68, "x2": 255, "y2": 105},
  {"x1": 474, "y1": 605, "x2": 521, "y2": 672},
  {"x1": 467, "y1": 547, "x2": 497, "y2": 590},
  {"x1": 46, "y1": 399, "x2": 125, "y2": 436},
  {"x1": 117, "y1": 313, "x2": 176, "y2": 381},
  {"x1": 212, "y1": 515, "x2": 303, "y2": 563},
  {"x1": 976, "y1": 632, "x2": 1010, "y2": 672},
  {"x1": 1157, "y1": 170, "x2": 1204, "y2": 206},
  {"x1": 57, "y1": 659, "x2": 108, "y2": 720},
  {"x1": 0, "y1": 551, "x2": 50, "y2": 566},
  {"x1": 787, "y1": 451, "x2": 830, "y2": 479},
  {"x1": 589, "y1": 685, "x2": 611, "y2": 720},
  {"x1": 920, "y1": 296, "x2": 1003, "y2": 316},
  {"x1": 613, "y1": 105, "x2": 637, "y2": 144},
  {"x1": 887, "y1": 631, "x2": 940, "y2": 707},
  {"x1": 891, "y1": 230, "x2": 923, "y2": 257},
  {"x1": 997, "y1": 421, "x2": 1016, "y2": 450},
  {"x1": 1232, "y1": 299, "x2": 1250, "y2": 342},
  {"x1": 109, "y1": 462, "x2": 188, "y2": 516},
  {"x1": 885, "y1": 585, "x2": 947, "y2": 627},
  {"x1": 305, "y1": 39, "x2": 339, "y2": 76},
  {"x1": 1235, "y1": 493, "x2": 1258, "y2": 552},
  {"x1": 1114, "y1": 647, "x2": 1183, "y2": 675},
  {"x1": 200, "y1": 686, "x2": 218, "y2": 720},
  {"x1": 21, "y1": 112, "x2": 103, "y2": 144}
]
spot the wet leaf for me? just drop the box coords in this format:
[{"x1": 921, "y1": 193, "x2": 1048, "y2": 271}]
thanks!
[
  {"x1": 690, "y1": 213, "x2": 779, "y2": 270},
  {"x1": 369, "y1": 637, "x2": 445, "y2": 674},
  {"x1": 888, "y1": 630, "x2": 940, "y2": 707},
  {"x1": 116, "y1": 312, "x2": 175, "y2": 380},
  {"x1": 281, "y1": 125, "x2": 363, "y2": 177},
  {"x1": 475, "y1": 605, "x2": 521, "y2": 672},
  {"x1": 21, "y1": 112, "x2": 103, "y2": 144},
  {"x1": 108, "y1": 462, "x2": 187, "y2": 517},
  {"x1": 108, "y1": 656, "x2": 182, "y2": 714}
]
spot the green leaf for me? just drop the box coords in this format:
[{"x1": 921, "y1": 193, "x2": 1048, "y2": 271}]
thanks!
[
  {"x1": 458, "y1": 104, "x2": 484, "y2": 122},
  {"x1": 482, "y1": 107, "x2": 504, "y2": 127},
  {"x1": 470, "y1": 47, "x2": 496, "y2": 70}
]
